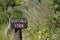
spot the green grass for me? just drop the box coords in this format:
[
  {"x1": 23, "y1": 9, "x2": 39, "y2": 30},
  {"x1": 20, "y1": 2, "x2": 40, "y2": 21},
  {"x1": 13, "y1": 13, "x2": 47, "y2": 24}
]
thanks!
[{"x1": 0, "y1": 23, "x2": 13, "y2": 40}]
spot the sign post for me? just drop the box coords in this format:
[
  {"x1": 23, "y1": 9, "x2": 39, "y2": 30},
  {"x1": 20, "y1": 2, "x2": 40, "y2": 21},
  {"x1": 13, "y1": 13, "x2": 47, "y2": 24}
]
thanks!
[
  {"x1": 13, "y1": 29, "x2": 22, "y2": 40},
  {"x1": 10, "y1": 18, "x2": 28, "y2": 40}
]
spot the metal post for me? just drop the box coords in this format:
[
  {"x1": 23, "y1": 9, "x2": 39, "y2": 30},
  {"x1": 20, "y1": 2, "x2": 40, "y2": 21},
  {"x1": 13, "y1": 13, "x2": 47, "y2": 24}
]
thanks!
[{"x1": 13, "y1": 28, "x2": 22, "y2": 40}]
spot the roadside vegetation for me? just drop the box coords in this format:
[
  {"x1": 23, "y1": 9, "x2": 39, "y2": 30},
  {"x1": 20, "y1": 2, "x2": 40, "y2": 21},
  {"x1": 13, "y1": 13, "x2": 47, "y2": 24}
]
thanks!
[{"x1": 0, "y1": 0, "x2": 60, "y2": 40}]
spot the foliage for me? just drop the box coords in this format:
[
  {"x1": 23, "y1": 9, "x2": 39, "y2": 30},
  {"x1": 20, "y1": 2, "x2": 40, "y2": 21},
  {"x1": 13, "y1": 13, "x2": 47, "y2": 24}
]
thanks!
[
  {"x1": 51, "y1": 0, "x2": 60, "y2": 28},
  {"x1": 0, "y1": 0, "x2": 60, "y2": 40},
  {"x1": 52, "y1": 0, "x2": 60, "y2": 11}
]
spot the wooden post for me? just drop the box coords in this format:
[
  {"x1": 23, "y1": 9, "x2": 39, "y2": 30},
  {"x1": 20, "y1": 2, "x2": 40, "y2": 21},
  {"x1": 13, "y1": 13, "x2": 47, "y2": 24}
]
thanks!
[
  {"x1": 10, "y1": 18, "x2": 28, "y2": 40},
  {"x1": 13, "y1": 29, "x2": 22, "y2": 40}
]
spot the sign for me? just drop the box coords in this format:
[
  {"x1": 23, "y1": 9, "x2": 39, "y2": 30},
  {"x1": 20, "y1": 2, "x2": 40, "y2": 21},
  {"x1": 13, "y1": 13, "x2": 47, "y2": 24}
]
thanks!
[{"x1": 10, "y1": 18, "x2": 28, "y2": 29}]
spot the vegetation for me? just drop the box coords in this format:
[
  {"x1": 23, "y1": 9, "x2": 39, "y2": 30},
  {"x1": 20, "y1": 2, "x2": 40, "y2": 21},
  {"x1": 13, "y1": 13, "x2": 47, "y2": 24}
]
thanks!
[{"x1": 0, "y1": 0, "x2": 60, "y2": 40}]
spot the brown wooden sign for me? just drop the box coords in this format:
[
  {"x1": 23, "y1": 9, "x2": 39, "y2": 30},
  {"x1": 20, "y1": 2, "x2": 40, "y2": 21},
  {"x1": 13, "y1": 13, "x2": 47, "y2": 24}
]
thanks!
[{"x1": 10, "y1": 18, "x2": 28, "y2": 29}]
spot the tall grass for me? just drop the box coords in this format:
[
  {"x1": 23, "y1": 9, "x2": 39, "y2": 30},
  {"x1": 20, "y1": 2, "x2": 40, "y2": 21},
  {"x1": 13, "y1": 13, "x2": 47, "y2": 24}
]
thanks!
[
  {"x1": 0, "y1": 0, "x2": 60, "y2": 40},
  {"x1": 18, "y1": 0, "x2": 55, "y2": 40}
]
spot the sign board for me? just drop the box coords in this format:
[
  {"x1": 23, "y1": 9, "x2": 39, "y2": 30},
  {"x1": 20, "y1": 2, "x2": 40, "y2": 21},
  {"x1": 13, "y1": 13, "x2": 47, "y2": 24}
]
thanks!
[{"x1": 10, "y1": 18, "x2": 28, "y2": 29}]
